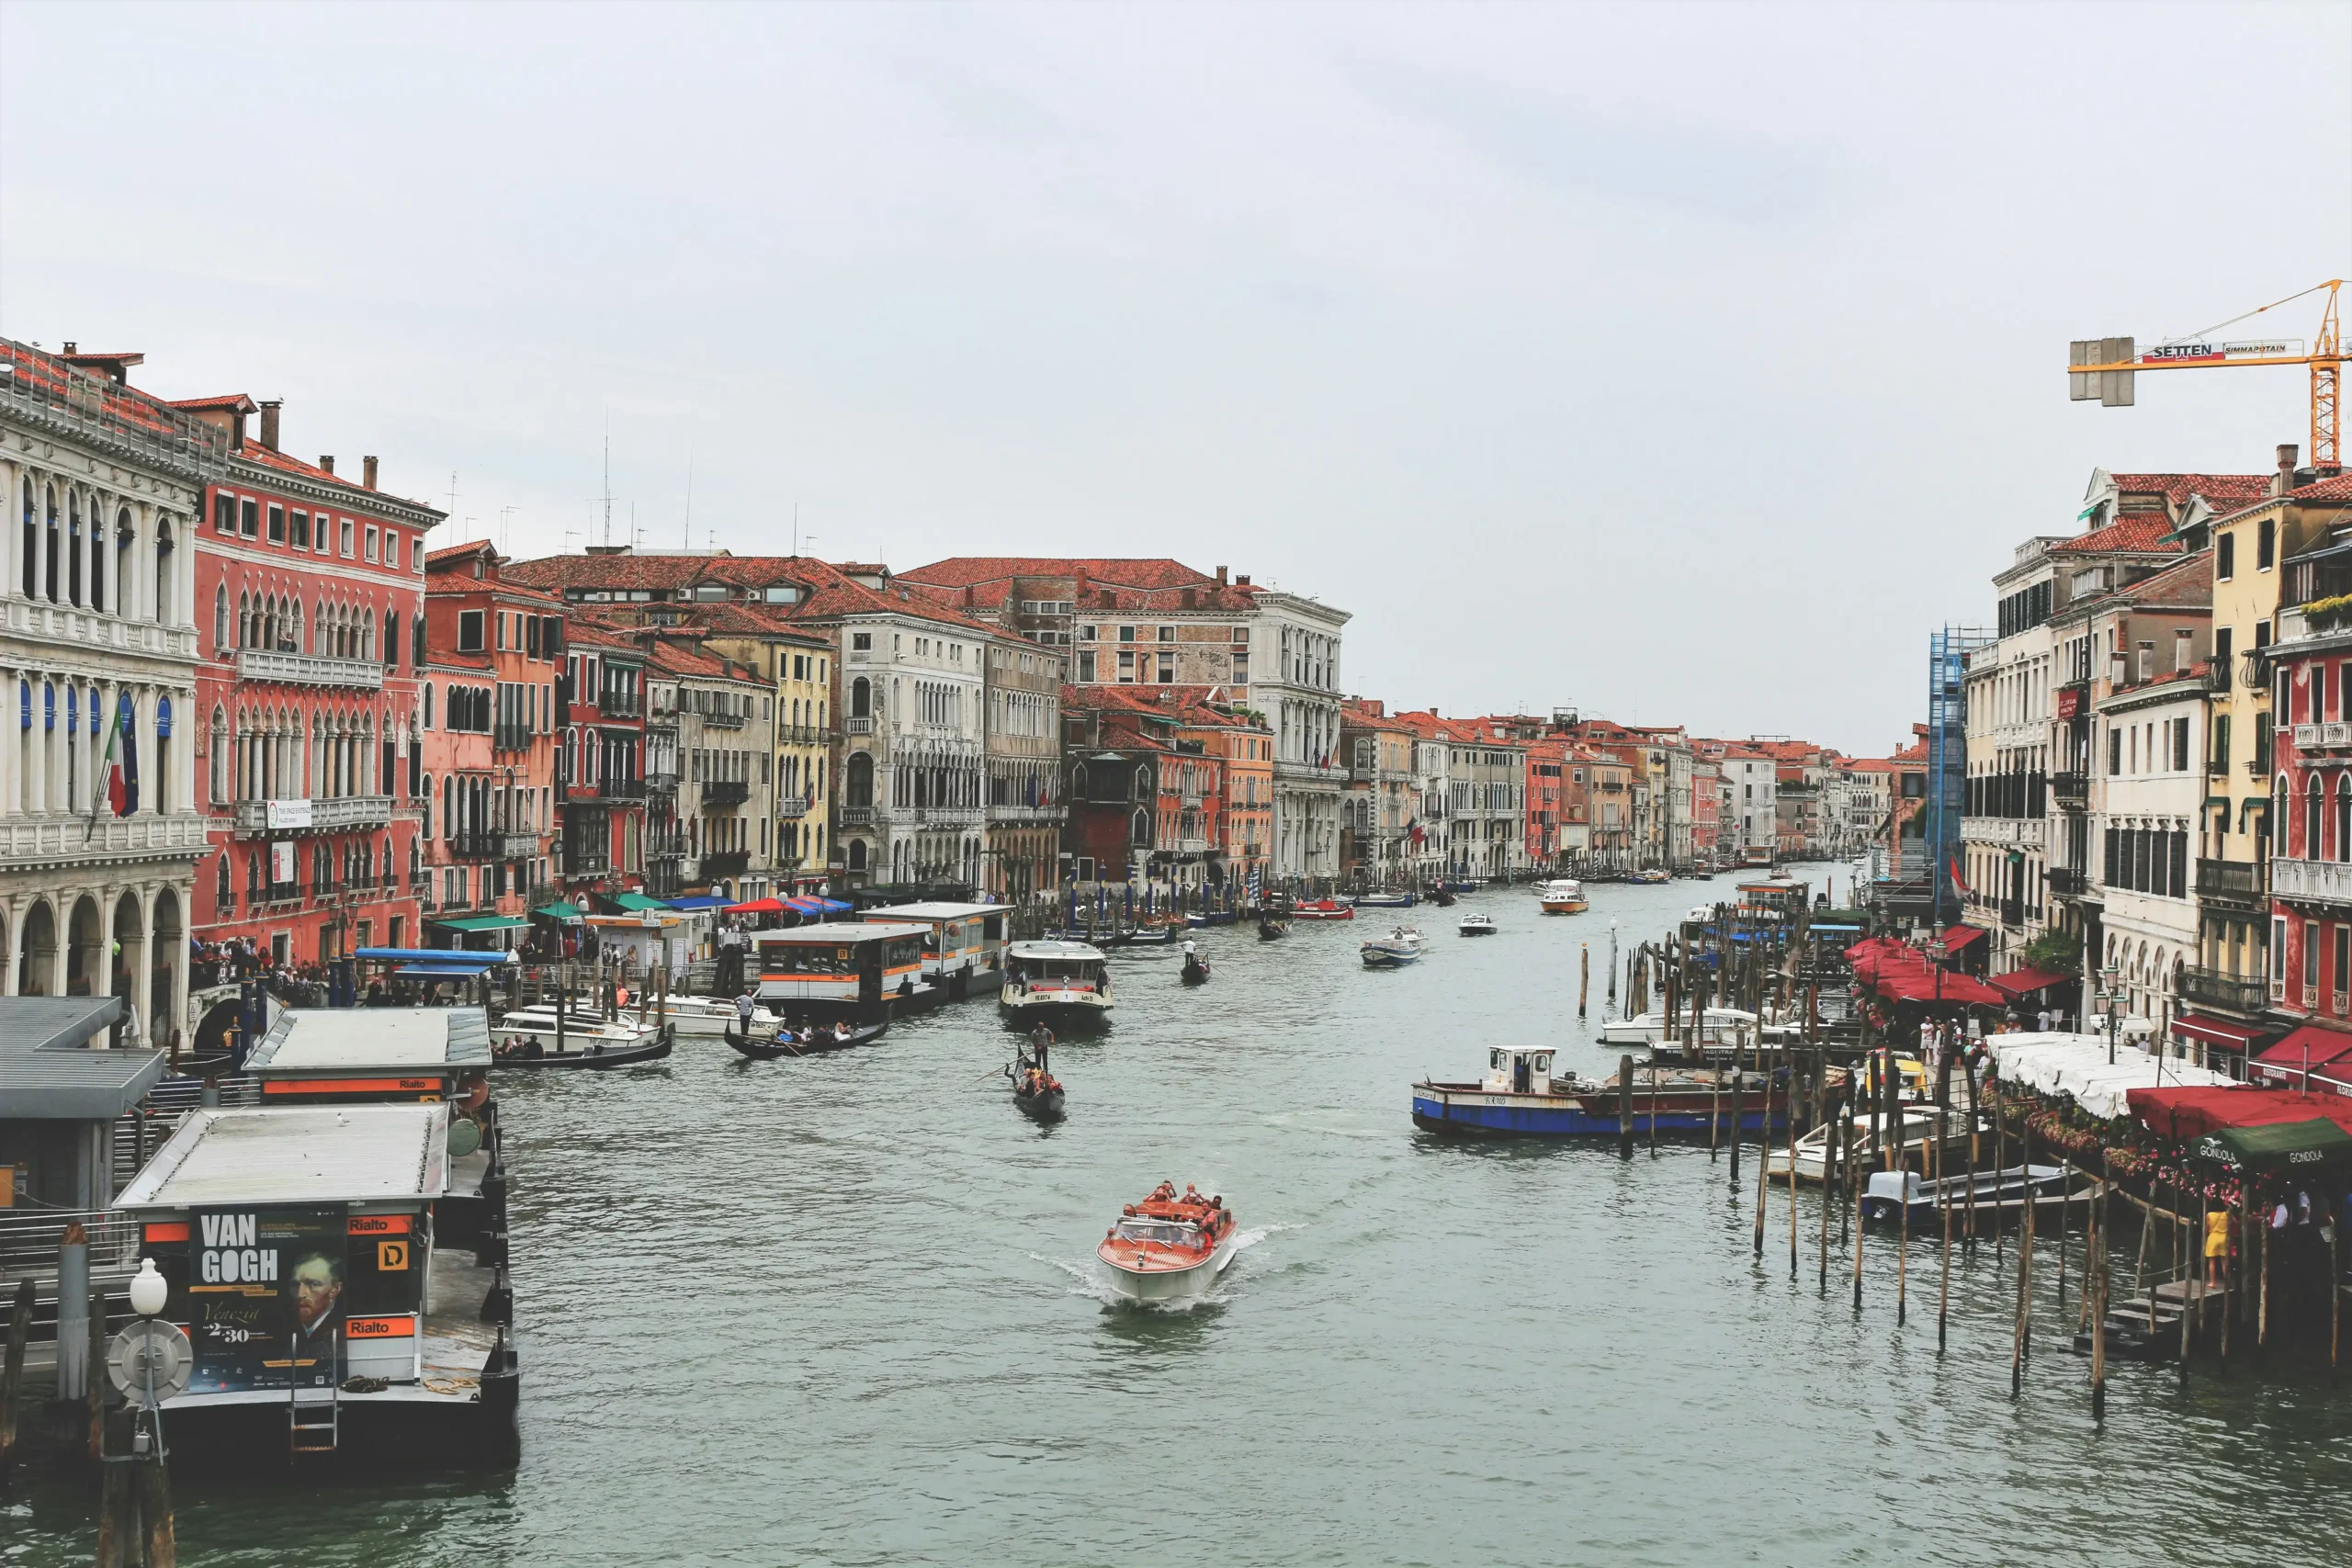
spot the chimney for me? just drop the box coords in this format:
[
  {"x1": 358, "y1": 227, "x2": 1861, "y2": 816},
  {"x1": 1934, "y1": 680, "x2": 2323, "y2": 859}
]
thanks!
[
  {"x1": 1236, "y1": 574, "x2": 1251, "y2": 586},
  {"x1": 2278, "y1": 443, "x2": 2300, "y2": 496},
  {"x1": 1215, "y1": 565, "x2": 1228, "y2": 585},
  {"x1": 319, "y1": 456, "x2": 334, "y2": 475},
  {"x1": 363, "y1": 455, "x2": 379, "y2": 491},
  {"x1": 1182, "y1": 587, "x2": 1196, "y2": 609},
  {"x1": 257, "y1": 400, "x2": 282, "y2": 451}
]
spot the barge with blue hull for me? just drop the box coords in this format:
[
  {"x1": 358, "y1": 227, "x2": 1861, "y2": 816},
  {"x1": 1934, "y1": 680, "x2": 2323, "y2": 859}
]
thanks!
[{"x1": 1412, "y1": 1047, "x2": 1787, "y2": 1138}]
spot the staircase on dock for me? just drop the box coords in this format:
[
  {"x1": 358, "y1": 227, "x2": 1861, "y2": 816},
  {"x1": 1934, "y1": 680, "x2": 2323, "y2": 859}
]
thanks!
[
  {"x1": 2078, "y1": 1263, "x2": 2223, "y2": 1359},
  {"x1": 288, "y1": 1337, "x2": 341, "y2": 1455}
]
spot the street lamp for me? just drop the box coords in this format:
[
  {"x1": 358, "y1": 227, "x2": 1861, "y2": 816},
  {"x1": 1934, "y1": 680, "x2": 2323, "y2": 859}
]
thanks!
[{"x1": 2098, "y1": 964, "x2": 2124, "y2": 1065}]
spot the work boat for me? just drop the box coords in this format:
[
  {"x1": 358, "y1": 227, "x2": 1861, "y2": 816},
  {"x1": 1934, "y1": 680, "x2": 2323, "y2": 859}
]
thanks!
[
  {"x1": 1001, "y1": 941, "x2": 1114, "y2": 1026},
  {"x1": 1097, "y1": 1184, "x2": 1238, "y2": 1303},
  {"x1": 1361, "y1": 927, "x2": 1425, "y2": 967},
  {"x1": 1412, "y1": 1047, "x2": 1785, "y2": 1137},
  {"x1": 1597, "y1": 1006, "x2": 1755, "y2": 1046},
  {"x1": 490, "y1": 1005, "x2": 673, "y2": 1066},
  {"x1": 1537, "y1": 878, "x2": 1588, "y2": 914},
  {"x1": 1293, "y1": 897, "x2": 1355, "y2": 921}
]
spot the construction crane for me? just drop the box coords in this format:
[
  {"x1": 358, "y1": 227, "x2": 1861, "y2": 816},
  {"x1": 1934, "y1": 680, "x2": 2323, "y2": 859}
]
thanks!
[{"x1": 2069, "y1": 279, "x2": 2346, "y2": 469}]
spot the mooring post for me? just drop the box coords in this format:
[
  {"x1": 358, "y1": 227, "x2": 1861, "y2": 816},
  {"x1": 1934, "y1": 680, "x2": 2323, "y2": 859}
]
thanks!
[
  {"x1": 0, "y1": 1277, "x2": 28, "y2": 1478},
  {"x1": 1617, "y1": 1054, "x2": 1634, "y2": 1160}
]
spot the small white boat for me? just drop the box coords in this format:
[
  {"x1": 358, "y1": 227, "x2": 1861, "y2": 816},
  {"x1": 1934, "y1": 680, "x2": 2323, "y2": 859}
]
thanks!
[
  {"x1": 1458, "y1": 913, "x2": 1498, "y2": 937},
  {"x1": 1097, "y1": 1186, "x2": 1239, "y2": 1303},
  {"x1": 1537, "y1": 879, "x2": 1588, "y2": 914},
  {"x1": 1001, "y1": 941, "x2": 1114, "y2": 1025},
  {"x1": 1767, "y1": 1105, "x2": 1983, "y2": 1184},
  {"x1": 1597, "y1": 1006, "x2": 1755, "y2": 1046},
  {"x1": 1630, "y1": 869, "x2": 1670, "y2": 886},
  {"x1": 646, "y1": 992, "x2": 763, "y2": 1037},
  {"x1": 1362, "y1": 928, "x2": 1426, "y2": 967},
  {"x1": 490, "y1": 1005, "x2": 672, "y2": 1065}
]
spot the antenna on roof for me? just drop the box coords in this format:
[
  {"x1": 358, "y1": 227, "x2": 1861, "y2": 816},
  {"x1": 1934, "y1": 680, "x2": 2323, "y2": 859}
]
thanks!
[
  {"x1": 601, "y1": 418, "x2": 613, "y2": 551},
  {"x1": 684, "y1": 443, "x2": 695, "y2": 551},
  {"x1": 791, "y1": 502, "x2": 800, "y2": 558},
  {"x1": 445, "y1": 472, "x2": 459, "y2": 524}
]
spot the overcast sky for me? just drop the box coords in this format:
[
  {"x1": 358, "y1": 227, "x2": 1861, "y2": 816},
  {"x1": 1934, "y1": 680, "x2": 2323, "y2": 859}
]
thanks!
[{"x1": 5, "y1": 3, "x2": 2346, "y2": 754}]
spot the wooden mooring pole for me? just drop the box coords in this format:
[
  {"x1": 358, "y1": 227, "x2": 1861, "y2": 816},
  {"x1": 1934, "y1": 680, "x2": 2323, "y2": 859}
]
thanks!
[
  {"x1": 1751, "y1": 1038, "x2": 1770, "y2": 1260},
  {"x1": 1617, "y1": 1054, "x2": 1634, "y2": 1161},
  {"x1": 1578, "y1": 943, "x2": 1589, "y2": 1017},
  {"x1": 0, "y1": 1276, "x2": 28, "y2": 1478}
]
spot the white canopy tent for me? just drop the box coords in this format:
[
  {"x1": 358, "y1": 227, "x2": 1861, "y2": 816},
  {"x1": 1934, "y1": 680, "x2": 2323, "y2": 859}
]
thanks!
[{"x1": 1986, "y1": 1032, "x2": 2236, "y2": 1121}]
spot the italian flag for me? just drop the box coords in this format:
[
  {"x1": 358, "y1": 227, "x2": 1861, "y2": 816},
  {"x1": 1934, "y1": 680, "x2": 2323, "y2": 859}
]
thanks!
[{"x1": 86, "y1": 694, "x2": 136, "y2": 841}]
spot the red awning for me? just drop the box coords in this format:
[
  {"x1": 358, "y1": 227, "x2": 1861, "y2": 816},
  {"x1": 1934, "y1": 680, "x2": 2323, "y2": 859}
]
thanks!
[
  {"x1": 1986, "y1": 967, "x2": 2070, "y2": 998},
  {"x1": 1876, "y1": 970, "x2": 2007, "y2": 1008},
  {"x1": 2170, "y1": 1013, "x2": 2267, "y2": 1051},
  {"x1": 725, "y1": 897, "x2": 786, "y2": 914},
  {"x1": 2126, "y1": 1084, "x2": 2352, "y2": 1141},
  {"x1": 1935, "y1": 925, "x2": 1987, "y2": 954},
  {"x1": 2251, "y1": 1024, "x2": 2352, "y2": 1085}
]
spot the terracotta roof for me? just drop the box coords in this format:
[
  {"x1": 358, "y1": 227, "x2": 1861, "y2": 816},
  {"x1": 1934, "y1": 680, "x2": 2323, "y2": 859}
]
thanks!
[
  {"x1": 166, "y1": 392, "x2": 257, "y2": 414},
  {"x1": 1065, "y1": 683, "x2": 1265, "y2": 729},
  {"x1": 899, "y1": 558, "x2": 1219, "y2": 592},
  {"x1": 501, "y1": 552, "x2": 1007, "y2": 637},
  {"x1": 2111, "y1": 473, "x2": 2273, "y2": 508},
  {"x1": 2290, "y1": 474, "x2": 2352, "y2": 504},
  {"x1": 2051, "y1": 515, "x2": 2184, "y2": 556}
]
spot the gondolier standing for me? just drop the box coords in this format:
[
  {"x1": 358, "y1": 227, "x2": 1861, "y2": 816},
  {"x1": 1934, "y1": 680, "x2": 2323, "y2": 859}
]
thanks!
[
  {"x1": 1029, "y1": 1021, "x2": 1055, "y2": 1077},
  {"x1": 735, "y1": 988, "x2": 757, "y2": 1039}
]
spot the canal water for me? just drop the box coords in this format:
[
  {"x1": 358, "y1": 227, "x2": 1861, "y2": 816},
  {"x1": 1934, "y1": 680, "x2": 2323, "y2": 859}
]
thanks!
[{"x1": 11, "y1": 863, "x2": 2352, "y2": 1565}]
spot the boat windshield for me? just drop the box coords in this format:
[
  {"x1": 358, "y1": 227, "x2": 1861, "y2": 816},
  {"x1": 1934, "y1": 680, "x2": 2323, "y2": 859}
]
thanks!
[{"x1": 1114, "y1": 1219, "x2": 1197, "y2": 1245}]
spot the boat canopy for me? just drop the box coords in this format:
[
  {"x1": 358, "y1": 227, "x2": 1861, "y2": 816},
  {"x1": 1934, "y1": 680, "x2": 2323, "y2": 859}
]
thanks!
[
  {"x1": 114, "y1": 1104, "x2": 452, "y2": 1212},
  {"x1": 356, "y1": 947, "x2": 510, "y2": 967},
  {"x1": 244, "y1": 1008, "x2": 493, "y2": 1076},
  {"x1": 430, "y1": 915, "x2": 530, "y2": 932},
  {"x1": 756, "y1": 921, "x2": 929, "y2": 947}
]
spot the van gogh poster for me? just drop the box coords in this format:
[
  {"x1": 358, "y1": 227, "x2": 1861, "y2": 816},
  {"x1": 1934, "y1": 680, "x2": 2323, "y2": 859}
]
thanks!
[{"x1": 187, "y1": 1207, "x2": 345, "y2": 1393}]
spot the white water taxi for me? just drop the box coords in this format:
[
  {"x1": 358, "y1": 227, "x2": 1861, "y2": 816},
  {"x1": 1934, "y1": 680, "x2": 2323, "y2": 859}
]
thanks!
[
  {"x1": 1537, "y1": 879, "x2": 1589, "y2": 914},
  {"x1": 1597, "y1": 1006, "x2": 1756, "y2": 1046},
  {"x1": 1361, "y1": 928, "x2": 1426, "y2": 967}
]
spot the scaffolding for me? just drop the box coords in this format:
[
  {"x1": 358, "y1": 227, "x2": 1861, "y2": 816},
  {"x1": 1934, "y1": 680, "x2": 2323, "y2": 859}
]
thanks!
[{"x1": 1925, "y1": 626, "x2": 1993, "y2": 927}]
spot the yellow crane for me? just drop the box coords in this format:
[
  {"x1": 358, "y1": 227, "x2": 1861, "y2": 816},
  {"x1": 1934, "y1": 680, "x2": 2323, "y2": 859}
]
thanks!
[{"x1": 2069, "y1": 279, "x2": 2346, "y2": 469}]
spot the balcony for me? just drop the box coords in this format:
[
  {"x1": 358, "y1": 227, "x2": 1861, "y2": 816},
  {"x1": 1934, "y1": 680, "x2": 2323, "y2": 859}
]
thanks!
[
  {"x1": 910, "y1": 805, "x2": 983, "y2": 827},
  {"x1": 452, "y1": 829, "x2": 498, "y2": 860},
  {"x1": 838, "y1": 805, "x2": 876, "y2": 827},
  {"x1": 2048, "y1": 867, "x2": 2086, "y2": 897},
  {"x1": 701, "y1": 780, "x2": 750, "y2": 807},
  {"x1": 2293, "y1": 721, "x2": 2352, "y2": 754},
  {"x1": 498, "y1": 830, "x2": 539, "y2": 860},
  {"x1": 704, "y1": 710, "x2": 747, "y2": 729},
  {"x1": 236, "y1": 648, "x2": 385, "y2": 691},
  {"x1": 2050, "y1": 772, "x2": 2088, "y2": 807},
  {"x1": 0, "y1": 810, "x2": 209, "y2": 869},
  {"x1": 701, "y1": 850, "x2": 750, "y2": 877},
  {"x1": 2197, "y1": 856, "x2": 2267, "y2": 909},
  {"x1": 232, "y1": 796, "x2": 392, "y2": 838},
  {"x1": 2205, "y1": 663, "x2": 2233, "y2": 693},
  {"x1": 988, "y1": 804, "x2": 1064, "y2": 824},
  {"x1": 494, "y1": 722, "x2": 533, "y2": 754},
  {"x1": 776, "y1": 795, "x2": 809, "y2": 819},
  {"x1": 644, "y1": 771, "x2": 679, "y2": 795},
  {"x1": 2273, "y1": 856, "x2": 2352, "y2": 906},
  {"x1": 2179, "y1": 965, "x2": 2267, "y2": 1015},
  {"x1": 845, "y1": 716, "x2": 876, "y2": 735},
  {"x1": 599, "y1": 776, "x2": 647, "y2": 803}
]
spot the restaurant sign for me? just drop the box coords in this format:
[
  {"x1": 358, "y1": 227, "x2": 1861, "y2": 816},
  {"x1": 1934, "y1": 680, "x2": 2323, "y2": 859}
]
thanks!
[
  {"x1": 186, "y1": 1206, "x2": 345, "y2": 1393},
  {"x1": 2055, "y1": 688, "x2": 2082, "y2": 720}
]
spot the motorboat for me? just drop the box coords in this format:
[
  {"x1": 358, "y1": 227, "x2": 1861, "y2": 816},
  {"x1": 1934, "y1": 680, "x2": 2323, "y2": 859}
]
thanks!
[
  {"x1": 1096, "y1": 1183, "x2": 1239, "y2": 1303},
  {"x1": 1361, "y1": 927, "x2": 1426, "y2": 967},
  {"x1": 1537, "y1": 879, "x2": 1588, "y2": 914},
  {"x1": 726, "y1": 1019, "x2": 888, "y2": 1059},
  {"x1": 1766, "y1": 1103, "x2": 1975, "y2": 1184},
  {"x1": 1356, "y1": 892, "x2": 1416, "y2": 908},
  {"x1": 1292, "y1": 898, "x2": 1355, "y2": 921},
  {"x1": 1860, "y1": 1164, "x2": 2087, "y2": 1228},
  {"x1": 1596, "y1": 1006, "x2": 1755, "y2": 1046},
  {"x1": 1412, "y1": 1047, "x2": 1786, "y2": 1137},
  {"x1": 1001, "y1": 941, "x2": 1114, "y2": 1026},
  {"x1": 1458, "y1": 912, "x2": 1498, "y2": 936},
  {"x1": 490, "y1": 1006, "x2": 673, "y2": 1067},
  {"x1": 1629, "y1": 869, "x2": 1670, "y2": 886},
  {"x1": 1684, "y1": 906, "x2": 1716, "y2": 925},
  {"x1": 1180, "y1": 943, "x2": 1212, "y2": 984}
]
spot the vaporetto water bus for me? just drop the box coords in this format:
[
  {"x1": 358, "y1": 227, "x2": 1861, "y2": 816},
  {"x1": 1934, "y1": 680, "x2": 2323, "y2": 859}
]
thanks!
[
  {"x1": 1537, "y1": 878, "x2": 1588, "y2": 914},
  {"x1": 1001, "y1": 940, "x2": 1114, "y2": 1027},
  {"x1": 754, "y1": 921, "x2": 930, "y2": 1021},
  {"x1": 855, "y1": 901, "x2": 1009, "y2": 999},
  {"x1": 1412, "y1": 1047, "x2": 1786, "y2": 1137}
]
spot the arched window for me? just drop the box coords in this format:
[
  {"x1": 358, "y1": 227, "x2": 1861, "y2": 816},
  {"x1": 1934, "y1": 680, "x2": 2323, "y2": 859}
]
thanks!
[
  {"x1": 314, "y1": 599, "x2": 328, "y2": 655},
  {"x1": 1134, "y1": 765, "x2": 1151, "y2": 801},
  {"x1": 2336, "y1": 778, "x2": 2351, "y2": 864},
  {"x1": 66, "y1": 491, "x2": 82, "y2": 606},
  {"x1": 44, "y1": 484, "x2": 60, "y2": 603},
  {"x1": 845, "y1": 752, "x2": 874, "y2": 807},
  {"x1": 208, "y1": 705, "x2": 227, "y2": 806},
  {"x1": 1132, "y1": 807, "x2": 1150, "y2": 845},
  {"x1": 850, "y1": 677, "x2": 871, "y2": 718},
  {"x1": 2309, "y1": 774, "x2": 2325, "y2": 860},
  {"x1": 848, "y1": 839, "x2": 867, "y2": 871},
  {"x1": 362, "y1": 607, "x2": 375, "y2": 662},
  {"x1": 212, "y1": 584, "x2": 229, "y2": 652},
  {"x1": 152, "y1": 519, "x2": 174, "y2": 625},
  {"x1": 421, "y1": 775, "x2": 434, "y2": 840},
  {"x1": 154, "y1": 695, "x2": 172, "y2": 813},
  {"x1": 214, "y1": 853, "x2": 231, "y2": 912},
  {"x1": 442, "y1": 774, "x2": 455, "y2": 840},
  {"x1": 18, "y1": 479, "x2": 34, "y2": 600}
]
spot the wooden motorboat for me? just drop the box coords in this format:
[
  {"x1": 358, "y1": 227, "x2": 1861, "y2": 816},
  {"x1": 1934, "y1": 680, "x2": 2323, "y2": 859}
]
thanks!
[
  {"x1": 1361, "y1": 927, "x2": 1425, "y2": 966},
  {"x1": 1097, "y1": 1183, "x2": 1238, "y2": 1303},
  {"x1": 725, "y1": 1020, "x2": 888, "y2": 1059},
  {"x1": 1356, "y1": 892, "x2": 1415, "y2": 908},
  {"x1": 1766, "y1": 1101, "x2": 1972, "y2": 1184},
  {"x1": 1458, "y1": 913, "x2": 1498, "y2": 936},
  {"x1": 1537, "y1": 879, "x2": 1588, "y2": 914}
]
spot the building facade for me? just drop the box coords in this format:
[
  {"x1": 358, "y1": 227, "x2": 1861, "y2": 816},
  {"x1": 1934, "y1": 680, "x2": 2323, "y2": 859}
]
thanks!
[
  {"x1": 983, "y1": 637, "x2": 1065, "y2": 900},
  {"x1": 0, "y1": 342, "x2": 208, "y2": 1046}
]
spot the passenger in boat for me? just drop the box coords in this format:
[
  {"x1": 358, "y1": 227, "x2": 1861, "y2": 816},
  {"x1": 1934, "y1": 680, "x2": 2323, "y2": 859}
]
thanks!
[
  {"x1": 1148, "y1": 1180, "x2": 1177, "y2": 1202},
  {"x1": 832, "y1": 1021, "x2": 852, "y2": 1042}
]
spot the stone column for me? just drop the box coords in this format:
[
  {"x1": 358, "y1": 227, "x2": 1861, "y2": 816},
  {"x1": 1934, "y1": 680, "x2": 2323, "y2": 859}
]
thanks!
[{"x1": 0, "y1": 894, "x2": 17, "y2": 996}]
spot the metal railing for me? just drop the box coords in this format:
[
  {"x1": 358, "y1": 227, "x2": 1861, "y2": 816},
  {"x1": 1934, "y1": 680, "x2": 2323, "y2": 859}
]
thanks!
[
  {"x1": 2180, "y1": 965, "x2": 2267, "y2": 1014},
  {"x1": 701, "y1": 780, "x2": 750, "y2": 807},
  {"x1": 0, "y1": 337, "x2": 232, "y2": 479},
  {"x1": 704, "y1": 710, "x2": 747, "y2": 729},
  {"x1": 494, "y1": 722, "x2": 533, "y2": 753},
  {"x1": 232, "y1": 795, "x2": 392, "y2": 838},
  {"x1": 2050, "y1": 771, "x2": 2088, "y2": 803},
  {"x1": 701, "y1": 850, "x2": 750, "y2": 876},
  {"x1": 2195, "y1": 856, "x2": 2267, "y2": 903},
  {"x1": 599, "y1": 776, "x2": 647, "y2": 802}
]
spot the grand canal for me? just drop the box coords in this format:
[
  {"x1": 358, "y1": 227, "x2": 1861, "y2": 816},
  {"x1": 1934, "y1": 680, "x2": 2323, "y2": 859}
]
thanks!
[{"x1": 11, "y1": 863, "x2": 2352, "y2": 1565}]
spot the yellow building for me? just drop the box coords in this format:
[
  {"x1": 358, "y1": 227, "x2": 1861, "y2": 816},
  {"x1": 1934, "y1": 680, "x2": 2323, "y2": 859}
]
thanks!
[{"x1": 699, "y1": 615, "x2": 835, "y2": 895}]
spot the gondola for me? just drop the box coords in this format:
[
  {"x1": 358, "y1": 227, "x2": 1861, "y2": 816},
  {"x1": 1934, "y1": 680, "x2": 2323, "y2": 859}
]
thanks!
[
  {"x1": 492, "y1": 1028, "x2": 675, "y2": 1069},
  {"x1": 1181, "y1": 950, "x2": 1212, "y2": 984},
  {"x1": 726, "y1": 1020, "x2": 888, "y2": 1059},
  {"x1": 1257, "y1": 916, "x2": 1291, "y2": 941},
  {"x1": 1009, "y1": 1039, "x2": 1065, "y2": 1119},
  {"x1": 1013, "y1": 1073, "x2": 1066, "y2": 1119}
]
